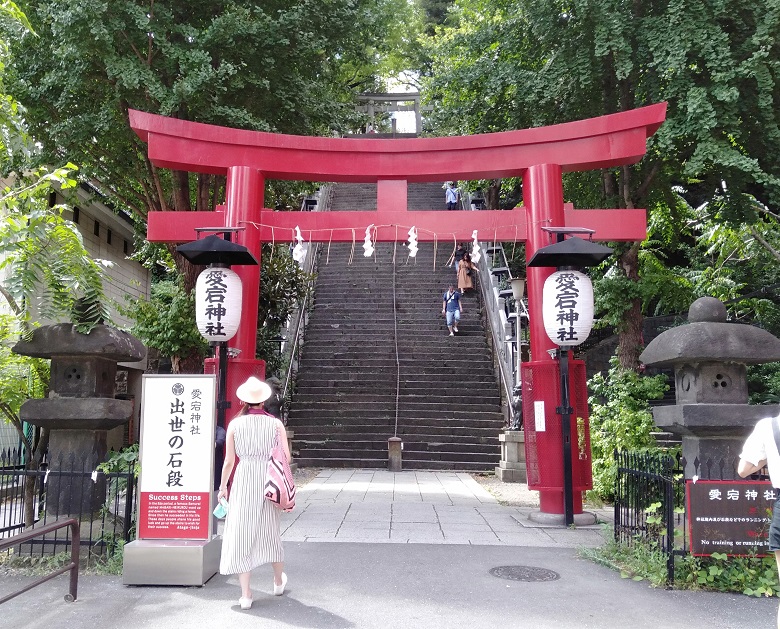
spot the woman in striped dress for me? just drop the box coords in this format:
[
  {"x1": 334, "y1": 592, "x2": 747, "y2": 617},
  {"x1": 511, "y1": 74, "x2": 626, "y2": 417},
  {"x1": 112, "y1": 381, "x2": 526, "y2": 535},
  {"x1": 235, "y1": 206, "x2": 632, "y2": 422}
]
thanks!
[{"x1": 218, "y1": 376, "x2": 291, "y2": 609}]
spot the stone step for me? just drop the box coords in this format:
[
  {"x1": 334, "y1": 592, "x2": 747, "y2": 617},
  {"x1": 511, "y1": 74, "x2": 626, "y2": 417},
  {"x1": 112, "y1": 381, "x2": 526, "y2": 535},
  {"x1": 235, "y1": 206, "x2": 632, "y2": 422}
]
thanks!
[
  {"x1": 287, "y1": 183, "x2": 501, "y2": 471},
  {"x1": 296, "y1": 443, "x2": 498, "y2": 459},
  {"x1": 292, "y1": 425, "x2": 502, "y2": 438},
  {"x1": 293, "y1": 457, "x2": 498, "y2": 471},
  {"x1": 294, "y1": 435, "x2": 499, "y2": 447}
]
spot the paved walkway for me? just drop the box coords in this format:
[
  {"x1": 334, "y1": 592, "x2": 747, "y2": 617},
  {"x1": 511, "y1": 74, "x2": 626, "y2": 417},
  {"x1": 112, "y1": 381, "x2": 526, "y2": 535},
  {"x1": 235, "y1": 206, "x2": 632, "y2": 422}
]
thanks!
[
  {"x1": 2, "y1": 469, "x2": 776, "y2": 629},
  {"x1": 281, "y1": 469, "x2": 607, "y2": 547}
]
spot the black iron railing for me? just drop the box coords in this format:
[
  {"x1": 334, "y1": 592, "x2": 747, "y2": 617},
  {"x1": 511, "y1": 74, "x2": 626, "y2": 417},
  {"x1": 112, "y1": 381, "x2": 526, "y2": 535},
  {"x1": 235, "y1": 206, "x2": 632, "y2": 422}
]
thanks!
[
  {"x1": 614, "y1": 450, "x2": 684, "y2": 584},
  {"x1": 0, "y1": 448, "x2": 136, "y2": 557}
]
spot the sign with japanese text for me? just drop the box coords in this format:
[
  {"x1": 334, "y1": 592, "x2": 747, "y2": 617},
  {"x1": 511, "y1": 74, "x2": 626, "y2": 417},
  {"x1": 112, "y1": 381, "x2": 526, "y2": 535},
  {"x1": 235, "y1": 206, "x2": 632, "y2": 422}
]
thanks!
[
  {"x1": 138, "y1": 375, "x2": 217, "y2": 540},
  {"x1": 687, "y1": 480, "x2": 774, "y2": 557}
]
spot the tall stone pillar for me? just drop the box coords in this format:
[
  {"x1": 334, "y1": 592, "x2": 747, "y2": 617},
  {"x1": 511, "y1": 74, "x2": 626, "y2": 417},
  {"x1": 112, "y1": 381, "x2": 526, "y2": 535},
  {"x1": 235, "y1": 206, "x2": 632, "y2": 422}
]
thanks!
[{"x1": 14, "y1": 324, "x2": 146, "y2": 515}]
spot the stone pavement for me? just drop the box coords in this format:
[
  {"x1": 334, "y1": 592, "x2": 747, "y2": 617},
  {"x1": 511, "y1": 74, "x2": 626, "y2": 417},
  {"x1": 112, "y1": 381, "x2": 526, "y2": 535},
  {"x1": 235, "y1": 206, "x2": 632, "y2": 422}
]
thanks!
[
  {"x1": 0, "y1": 469, "x2": 776, "y2": 629},
  {"x1": 281, "y1": 469, "x2": 608, "y2": 547}
]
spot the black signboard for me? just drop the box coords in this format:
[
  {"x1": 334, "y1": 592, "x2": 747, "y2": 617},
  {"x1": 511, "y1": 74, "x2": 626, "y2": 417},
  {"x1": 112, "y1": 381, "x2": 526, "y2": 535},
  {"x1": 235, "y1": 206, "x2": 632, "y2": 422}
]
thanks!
[{"x1": 687, "y1": 480, "x2": 774, "y2": 556}]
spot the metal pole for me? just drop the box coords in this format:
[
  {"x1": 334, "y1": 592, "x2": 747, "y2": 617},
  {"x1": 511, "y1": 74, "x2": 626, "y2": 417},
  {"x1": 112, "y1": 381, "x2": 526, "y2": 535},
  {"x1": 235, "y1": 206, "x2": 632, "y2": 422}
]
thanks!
[
  {"x1": 216, "y1": 340, "x2": 229, "y2": 428},
  {"x1": 516, "y1": 301, "x2": 522, "y2": 389},
  {"x1": 558, "y1": 347, "x2": 574, "y2": 526}
]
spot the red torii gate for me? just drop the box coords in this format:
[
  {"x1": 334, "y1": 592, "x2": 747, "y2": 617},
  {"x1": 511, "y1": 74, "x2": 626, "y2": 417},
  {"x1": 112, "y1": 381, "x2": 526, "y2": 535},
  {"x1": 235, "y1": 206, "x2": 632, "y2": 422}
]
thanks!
[{"x1": 131, "y1": 102, "x2": 666, "y2": 516}]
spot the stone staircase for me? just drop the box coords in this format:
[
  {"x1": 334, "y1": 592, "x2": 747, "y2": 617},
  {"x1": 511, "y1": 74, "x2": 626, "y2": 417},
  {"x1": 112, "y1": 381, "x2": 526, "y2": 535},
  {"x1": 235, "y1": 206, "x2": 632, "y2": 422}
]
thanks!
[{"x1": 286, "y1": 183, "x2": 505, "y2": 470}]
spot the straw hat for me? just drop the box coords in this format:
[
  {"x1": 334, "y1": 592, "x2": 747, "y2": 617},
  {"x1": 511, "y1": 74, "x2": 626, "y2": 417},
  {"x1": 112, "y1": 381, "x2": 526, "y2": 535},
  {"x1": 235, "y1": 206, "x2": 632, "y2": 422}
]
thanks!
[{"x1": 235, "y1": 376, "x2": 273, "y2": 404}]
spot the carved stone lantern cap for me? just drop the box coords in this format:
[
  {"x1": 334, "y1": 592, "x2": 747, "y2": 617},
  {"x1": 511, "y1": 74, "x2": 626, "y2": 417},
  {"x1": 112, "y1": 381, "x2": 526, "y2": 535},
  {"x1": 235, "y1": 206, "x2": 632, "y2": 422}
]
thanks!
[
  {"x1": 13, "y1": 323, "x2": 146, "y2": 363},
  {"x1": 639, "y1": 296, "x2": 780, "y2": 367}
]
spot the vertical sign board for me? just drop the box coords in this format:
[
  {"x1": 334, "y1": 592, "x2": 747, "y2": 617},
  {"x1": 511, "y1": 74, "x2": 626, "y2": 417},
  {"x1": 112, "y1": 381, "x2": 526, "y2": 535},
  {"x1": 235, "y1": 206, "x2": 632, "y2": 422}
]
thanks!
[
  {"x1": 138, "y1": 375, "x2": 216, "y2": 540},
  {"x1": 687, "y1": 480, "x2": 774, "y2": 557}
]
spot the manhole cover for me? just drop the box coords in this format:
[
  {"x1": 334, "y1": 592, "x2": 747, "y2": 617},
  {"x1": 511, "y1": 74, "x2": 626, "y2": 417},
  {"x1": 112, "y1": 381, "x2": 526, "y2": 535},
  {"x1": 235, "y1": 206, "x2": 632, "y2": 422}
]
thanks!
[{"x1": 489, "y1": 565, "x2": 560, "y2": 582}]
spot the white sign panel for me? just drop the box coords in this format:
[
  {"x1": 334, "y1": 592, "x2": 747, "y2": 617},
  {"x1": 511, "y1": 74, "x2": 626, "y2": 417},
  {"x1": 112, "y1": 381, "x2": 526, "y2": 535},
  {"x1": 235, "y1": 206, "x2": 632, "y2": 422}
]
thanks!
[
  {"x1": 534, "y1": 400, "x2": 546, "y2": 432},
  {"x1": 138, "y1": 375, "x2": 216, "y2": 540}
]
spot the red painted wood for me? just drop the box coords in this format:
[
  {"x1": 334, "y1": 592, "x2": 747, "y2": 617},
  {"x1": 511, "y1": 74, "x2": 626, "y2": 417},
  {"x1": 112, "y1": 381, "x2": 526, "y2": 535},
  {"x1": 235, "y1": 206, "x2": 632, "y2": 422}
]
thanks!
[
  {"x1": 147, "y1": 205, "x2": 646, "y2": 243},
  {"x1": 134, "y1": 105, "x2": 668, "y2": 516},
  {"x1": 129, "y1": 103, "x2": 666, "y2": 181},
  {"x1": 225, "y1": 167, "x2": 263, "y2": 359}
]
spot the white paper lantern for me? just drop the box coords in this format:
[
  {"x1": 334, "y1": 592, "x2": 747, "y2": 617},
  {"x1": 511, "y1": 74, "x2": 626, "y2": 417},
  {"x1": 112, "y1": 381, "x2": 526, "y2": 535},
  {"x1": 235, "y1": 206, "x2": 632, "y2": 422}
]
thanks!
[
  {"x1": 195, "y1": 267, "x2": 243, "y2": 342},
  {"x1": 542, "y1": 270, "x2": 594, "y2": 347}
]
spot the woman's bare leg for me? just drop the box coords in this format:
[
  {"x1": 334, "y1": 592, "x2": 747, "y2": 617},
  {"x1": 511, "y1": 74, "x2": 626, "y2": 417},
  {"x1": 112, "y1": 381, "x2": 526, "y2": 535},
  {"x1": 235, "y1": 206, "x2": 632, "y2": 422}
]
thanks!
[
  {"x1": 238, "y1": 571, "x2": 252, "y2": 599},
  {"x1": 272, "y1": 562, "x2": 284, "y2": 585}
]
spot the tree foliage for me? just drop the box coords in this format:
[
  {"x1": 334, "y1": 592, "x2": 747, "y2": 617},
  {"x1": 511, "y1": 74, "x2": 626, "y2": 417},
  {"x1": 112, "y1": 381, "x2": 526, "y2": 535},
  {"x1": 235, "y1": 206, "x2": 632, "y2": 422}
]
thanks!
[
  {"x1": 588, "y1": 358, "x2": 669, "y2": 500},
  {"x1": 257, "y1": 245, "x2": 314, "y2": 377},
  {"x1": 0, "y1": 166, "x2": 112, "y2": 332},
  {"x1": 121, "y1": 278, "x2": 208, "y2": 374},
  {"x1": 9, "y1": 0, "x2": 412, "y2": 220},
  {"x1": 423, "y1": 0, "x2": 780, "y2": 368}
]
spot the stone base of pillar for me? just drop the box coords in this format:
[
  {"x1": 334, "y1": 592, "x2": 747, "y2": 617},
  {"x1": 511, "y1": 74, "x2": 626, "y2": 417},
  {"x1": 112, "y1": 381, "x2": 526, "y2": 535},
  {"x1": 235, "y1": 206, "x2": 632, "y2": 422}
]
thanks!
[
  {"x1": 286, "y1": 429, "x2": 297, "y2": 473},
  {"x1": 527, "y1": 510, "x2": 597, "y2": 526},
  {"x1": 495, "y1": 430, "x2": 526, "y2": 483},
  {"x1": 388, "y1": 437, "x2": 402, "y2": 472},
  {"x1": 47, "y1": 429, "x2": 109, "y2": 516}
]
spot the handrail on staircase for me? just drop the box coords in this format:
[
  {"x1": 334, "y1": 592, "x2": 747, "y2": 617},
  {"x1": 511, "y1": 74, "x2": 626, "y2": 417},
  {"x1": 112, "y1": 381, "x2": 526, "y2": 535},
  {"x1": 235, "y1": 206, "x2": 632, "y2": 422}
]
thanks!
[
  {"x1": 279, "y1": 187, "x2": 332, "y2": 416},
  {"x1": 475, "y1": 242, "x2": 526, "y2": 430}
]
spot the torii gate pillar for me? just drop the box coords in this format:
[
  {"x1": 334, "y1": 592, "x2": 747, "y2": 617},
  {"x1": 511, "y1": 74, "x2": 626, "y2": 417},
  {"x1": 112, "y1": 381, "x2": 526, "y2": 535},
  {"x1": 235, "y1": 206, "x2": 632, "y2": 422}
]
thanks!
[
  {"x1": 523, "y1": 163, "x2": 590, "y2": 516},
  {"x1": 208, "y1": 167, "x2": 268, "y2": 410}
]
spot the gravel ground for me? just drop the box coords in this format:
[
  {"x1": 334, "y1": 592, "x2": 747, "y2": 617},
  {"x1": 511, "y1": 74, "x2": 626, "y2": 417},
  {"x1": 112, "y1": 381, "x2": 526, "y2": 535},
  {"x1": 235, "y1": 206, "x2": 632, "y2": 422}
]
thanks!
[{"x1": 470, "y1": 473, "x2": 541, "y2": 506}]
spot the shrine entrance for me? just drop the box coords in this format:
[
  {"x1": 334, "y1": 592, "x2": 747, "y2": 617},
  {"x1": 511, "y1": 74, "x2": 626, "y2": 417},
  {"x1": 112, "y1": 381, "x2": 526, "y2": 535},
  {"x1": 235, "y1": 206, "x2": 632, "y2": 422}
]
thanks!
[{"x1": 131, "y1": 103, "x2": 666, "y2": 516}]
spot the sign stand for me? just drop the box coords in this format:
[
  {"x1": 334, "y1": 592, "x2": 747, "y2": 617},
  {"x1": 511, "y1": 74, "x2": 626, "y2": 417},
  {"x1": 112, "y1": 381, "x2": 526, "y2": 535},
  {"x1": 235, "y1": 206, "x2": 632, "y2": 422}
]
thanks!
[{"x1": 124, "y1": 375, "x2": 222, "y2": 586}]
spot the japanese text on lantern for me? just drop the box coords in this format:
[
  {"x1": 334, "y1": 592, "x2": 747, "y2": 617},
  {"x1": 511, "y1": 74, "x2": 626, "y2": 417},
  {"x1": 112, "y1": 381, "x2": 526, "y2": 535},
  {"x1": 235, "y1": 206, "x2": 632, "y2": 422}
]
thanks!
[
  {"x1": 553, "y1": 272, "x2": 581, "y2": 343},
  {"x1": 203, "y1": 269, "x2": 228, "y2": 337}
]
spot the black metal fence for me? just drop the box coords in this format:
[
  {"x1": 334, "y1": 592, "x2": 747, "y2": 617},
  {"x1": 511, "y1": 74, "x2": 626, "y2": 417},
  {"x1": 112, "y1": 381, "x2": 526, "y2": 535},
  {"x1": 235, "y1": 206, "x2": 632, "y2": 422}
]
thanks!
[
  {"x1": 614, "y1": 450, "x2": 683, "y2": 584},
  {"x1": 614, "y1": 449, "x2": 766, "y2": 585},
  {"x1": 0, "y1": 447, "x2": 136, "y2": 559}
]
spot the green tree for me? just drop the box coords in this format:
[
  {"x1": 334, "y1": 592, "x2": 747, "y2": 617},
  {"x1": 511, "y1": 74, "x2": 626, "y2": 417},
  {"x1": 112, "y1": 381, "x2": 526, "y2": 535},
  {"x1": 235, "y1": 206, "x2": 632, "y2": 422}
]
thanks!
[
  {"x1": 423, "y1": 0, "x2": 780, "y2": 368},
  {"x1": 9, "y1": 0, "x2": 410, "y2": 224},
  {"x1": 0, "y1": 166, "x2": 111, "y2": 332},
  {"x1": 8, "y1": 1, "x2": 412, "y2": 372},
  {"x1": 588, "y1": 358, "x2": 669, "y2": 500},
  {"x1": 0, "y1": 1, "x2": 112, "y2": 526},
  {"x1": 121, "y1": 278, "x2": 208, "y2": 374}
]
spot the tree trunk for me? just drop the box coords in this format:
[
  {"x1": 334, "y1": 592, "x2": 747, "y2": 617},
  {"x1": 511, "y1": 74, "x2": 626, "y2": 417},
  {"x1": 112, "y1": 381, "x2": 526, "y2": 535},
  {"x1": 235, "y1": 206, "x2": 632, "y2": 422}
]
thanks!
[
  {"x1": 177, "y1": 352, "x2": 205, "y2": 375},
  {"x1": 172, "y1": 169, "x2": 192, "y2": 212},
  {"x1": 486, "y1": 179, "x2": 501, "y2": 210},
  {"x1": 196, "y1": 173, "x2": 211, "y2": 211},
  {"x1": 616, "y1": 242, "x2": 644, "y2": 370}
]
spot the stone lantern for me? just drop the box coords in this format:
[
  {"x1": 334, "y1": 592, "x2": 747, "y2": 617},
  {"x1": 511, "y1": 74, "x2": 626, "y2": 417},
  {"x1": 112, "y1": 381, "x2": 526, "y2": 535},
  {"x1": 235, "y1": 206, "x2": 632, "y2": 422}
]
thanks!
[
  {"x1": 14, "y1": 324, "x2": 146, "y2": 515},
  {"x1": 639, "y1": 297, "x2": 780, "y2": 478}
]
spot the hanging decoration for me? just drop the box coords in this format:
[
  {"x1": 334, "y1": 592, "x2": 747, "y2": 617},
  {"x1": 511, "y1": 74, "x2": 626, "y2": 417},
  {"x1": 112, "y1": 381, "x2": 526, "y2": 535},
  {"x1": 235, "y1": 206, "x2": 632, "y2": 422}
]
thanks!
[
  {"x1": 362, "y1": 224, "x2": 375, "y2": 257},
  {"x1": 195, "y1": 267, "x2": 243, "y2": 342},
  {"x1": 470, "y1": 230, "x2": 482, "y2": 264},
  {"x1": 542, "y1": 270, "x2": 594, "y2": 347},
  {"x1": 292, "y1": 225, "x2": 307, "y2": 265},
  {"x1": 407, "y1": 226, "x2": 418, "y2": 258}
]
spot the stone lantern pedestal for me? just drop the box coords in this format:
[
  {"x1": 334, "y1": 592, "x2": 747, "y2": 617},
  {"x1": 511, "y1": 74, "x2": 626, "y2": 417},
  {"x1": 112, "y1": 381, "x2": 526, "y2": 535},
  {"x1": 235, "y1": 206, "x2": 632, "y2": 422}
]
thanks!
[
  {"x1": 14, "y1": 324, "x2": 145, "y2": 515},
  {"x1": 640, "y1": 297, "x2": 780, "y2": 478}
]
